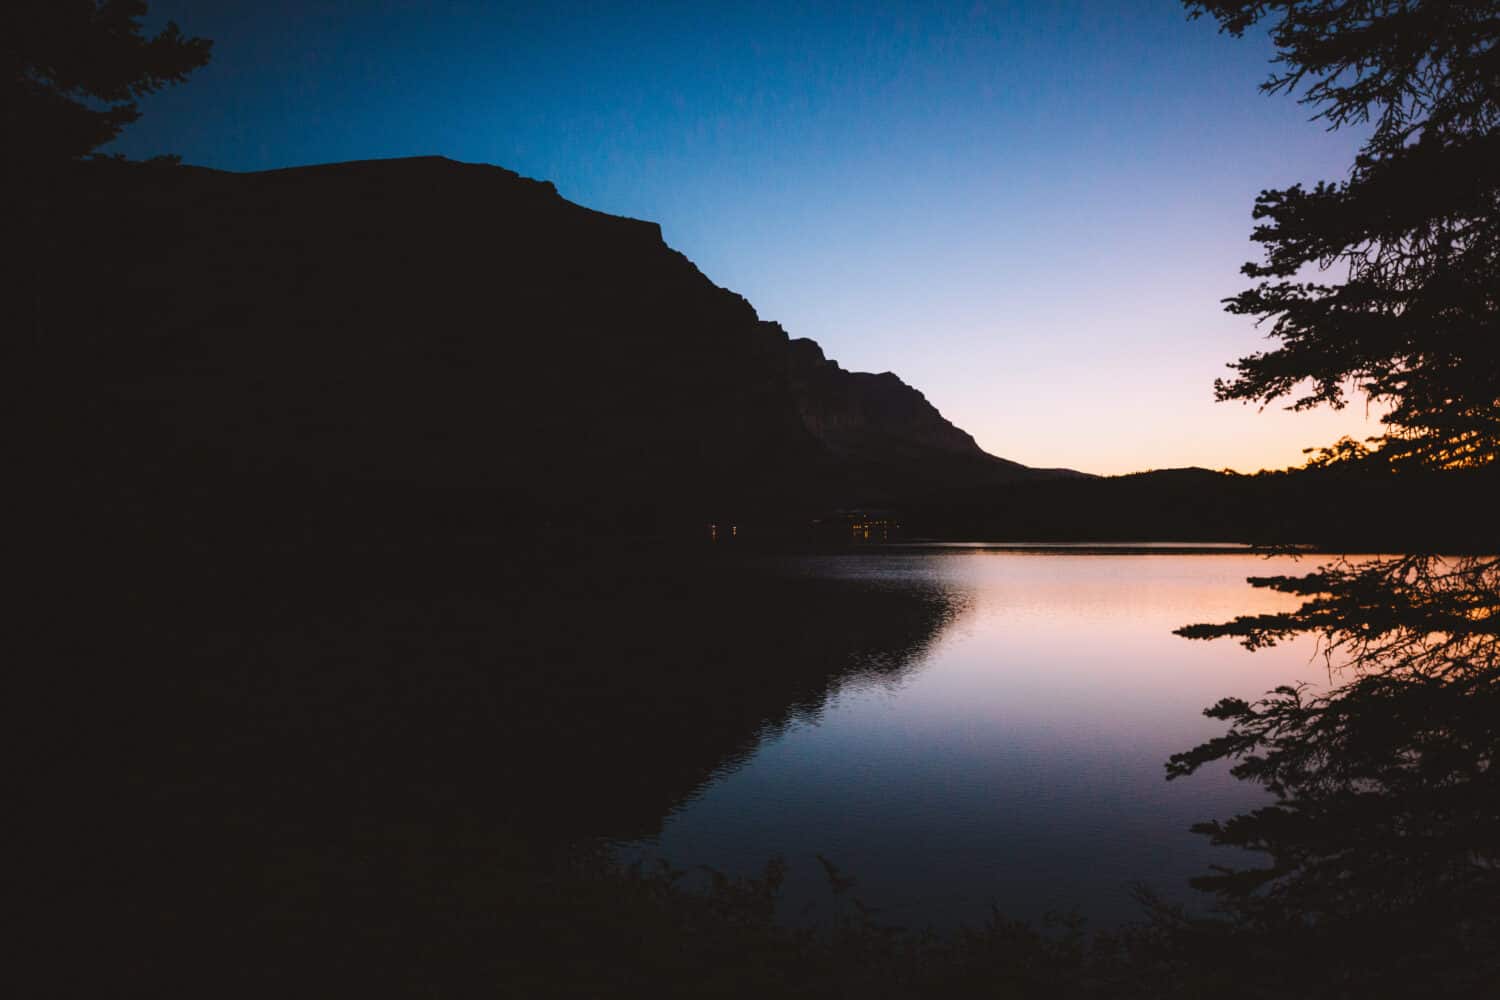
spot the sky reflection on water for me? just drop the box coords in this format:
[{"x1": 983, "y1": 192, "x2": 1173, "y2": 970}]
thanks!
[{"x1": 623, "y1": 551, "x2": 1329, "y2": 928}]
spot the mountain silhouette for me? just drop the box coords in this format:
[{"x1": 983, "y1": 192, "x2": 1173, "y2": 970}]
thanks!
[{"x1": 46, "y1": 155, "x2": 1075, "y2": 548}]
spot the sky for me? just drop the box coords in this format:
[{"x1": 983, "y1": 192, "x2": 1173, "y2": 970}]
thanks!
[{"x1": 111, "y1": 0, "x2": 1385, "y2": 475}]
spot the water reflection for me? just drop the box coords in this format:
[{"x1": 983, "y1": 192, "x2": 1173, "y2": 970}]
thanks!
[
  {"x1": 58, "y1": 548, "x2": 1337, "y2": 989},
  {"x1": 56, "y1": 550, "x2": 967, "y2": 989},
  {"x1": 624, "y1": 551, "x2": 1325, "y2": 928}
]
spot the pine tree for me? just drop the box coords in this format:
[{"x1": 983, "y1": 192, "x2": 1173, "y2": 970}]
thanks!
[{"x1": 9, "y1": 0, "x2": 211, "y2": 169}]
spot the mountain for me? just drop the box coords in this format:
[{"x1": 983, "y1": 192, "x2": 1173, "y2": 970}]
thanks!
[
  {"x1": 39, "y1": 155, "x2": 1071, "y2": 546},
  {"x1": 788, "y1": 337, "x2": 999, "y2": 463}
]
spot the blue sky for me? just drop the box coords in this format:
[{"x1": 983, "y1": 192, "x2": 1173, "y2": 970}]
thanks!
[{"x1": 113, "y1": 0, "x2": 1383, "y2": 474}]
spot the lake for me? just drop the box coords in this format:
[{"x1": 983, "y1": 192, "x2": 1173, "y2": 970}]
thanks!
[
  {"x1": 617, "y1": 547, "x2": 1328, "y2": 929},
  {"x1": 57, "y1": 543, "x2": 1341, "y2": 982},
  {"x1": 50, "y1": 542, "x2": 1361, "y2": 990}
]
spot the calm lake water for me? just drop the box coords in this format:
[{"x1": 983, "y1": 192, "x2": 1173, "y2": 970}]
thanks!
[{"x1": 619, "y1": 547, "x2": 1329, "y2": 929}]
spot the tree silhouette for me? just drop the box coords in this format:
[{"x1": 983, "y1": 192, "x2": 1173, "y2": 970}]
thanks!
[
  {"x1": 11, "y1": 2, "x2": 210, "y2": 345},
  {"x1": 1168, "y1": 2, "x2": 1500, "y2": 993},
  {"x1": 10, "y1": 0, "x2": 211, "y2": 169},
  {"x1": 1189, "y1": 0, "x2": 1499, "y2": 469}
]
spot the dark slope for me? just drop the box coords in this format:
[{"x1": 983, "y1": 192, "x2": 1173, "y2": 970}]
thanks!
[
  {"x1": 44, "y1": 156, "x2": 1063, "y2": 547},
  {"x1": 906, "y1": 464, "x2": 1500, "y2": 550},
  {"x1": 787, "y1": 336, "x2": 1001, "y2": 463}
]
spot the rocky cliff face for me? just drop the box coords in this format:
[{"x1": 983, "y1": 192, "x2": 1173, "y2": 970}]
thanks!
[
  {"x1": 47, "y1": 155, "x2": 1062, "y2": 542},
  {"x1": 786, "y1": 336, "x2": 1004, "y2": 463}
]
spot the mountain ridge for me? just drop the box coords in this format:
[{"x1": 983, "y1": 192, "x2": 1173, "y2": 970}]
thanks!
[{"x1": 44, "y1": 154, "x2": 1080, "y2": 545}]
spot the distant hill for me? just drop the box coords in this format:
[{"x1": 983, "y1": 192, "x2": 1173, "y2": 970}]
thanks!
[
  {"x1": 40, "y1": 156, "x2": 1075, "y2": 547},
  {"x1": 906, "y1": 464, "x2": 1500, "y2": 552}
]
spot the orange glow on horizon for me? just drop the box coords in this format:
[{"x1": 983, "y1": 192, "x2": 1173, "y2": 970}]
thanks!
[{"x1": 965, "y1": 394, "x2": 1390, "y2": 477}]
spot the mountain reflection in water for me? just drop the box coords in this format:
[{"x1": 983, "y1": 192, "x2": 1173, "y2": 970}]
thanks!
[{"x1": 49, "y1": 548, "x2": 965, "y2": 984}]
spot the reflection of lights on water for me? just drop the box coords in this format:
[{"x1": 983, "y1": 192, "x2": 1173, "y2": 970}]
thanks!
[
  {"x1": 850, "y1": 519, "x2": 899, "y2": 542},
  {"x1": 707, "y1": 523, "x2": 739, "y2": 542}
]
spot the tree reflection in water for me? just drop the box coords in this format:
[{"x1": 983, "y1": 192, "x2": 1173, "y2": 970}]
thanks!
[{"x1": 1168, "y1": 554, "x2": 1500, "y2": 993}]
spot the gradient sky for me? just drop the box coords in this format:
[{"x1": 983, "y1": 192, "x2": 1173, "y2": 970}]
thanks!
[{"x1": 111, "y1": 0, "x2": 1384, "y2": 475}]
